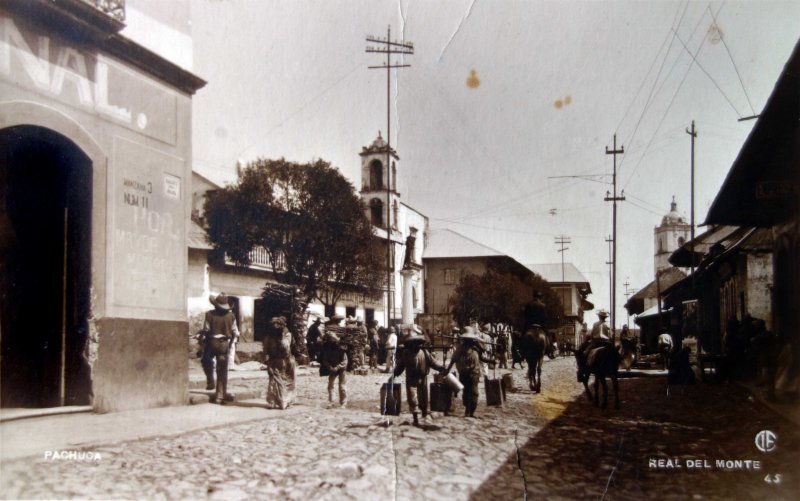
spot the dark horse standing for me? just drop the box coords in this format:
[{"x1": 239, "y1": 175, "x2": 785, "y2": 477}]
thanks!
[
  {"x1": 519, "y1": 327, "x2": 556, "y2": 392},
  {"x1": 576, "y1": 338, "x2": 634, "y2": 409}
]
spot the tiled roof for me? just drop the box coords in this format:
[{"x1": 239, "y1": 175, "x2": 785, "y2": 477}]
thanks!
[
  {"x1": 188, "y1": 220, "x2": 213, "y2": 250},
  {"x1": 525, "y1": 263, "x2": 591, "y2": 286},
  {"x1": 422, "y1": 229, "x2": 505, "y2": 259}
]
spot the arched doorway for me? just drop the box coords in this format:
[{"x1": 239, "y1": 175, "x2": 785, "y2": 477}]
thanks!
[{"x1": 0, "y1": 125, "x2": 93, "y2": 407}]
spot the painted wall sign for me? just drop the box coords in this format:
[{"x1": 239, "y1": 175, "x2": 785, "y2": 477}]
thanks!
[
  {"x1": 113, "y1": 138, "x2": 185, "y2": 316},
  {"x1": 163, "y1": 174, "x2": 181, "y2": 199},
  {"x1": 0, "y1": 16, "x2": 177, "y2": 145}
]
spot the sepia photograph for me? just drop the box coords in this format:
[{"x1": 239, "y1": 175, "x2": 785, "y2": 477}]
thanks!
[{"x1": 0, "y1": 0, "x2": 798, "y2": 499}]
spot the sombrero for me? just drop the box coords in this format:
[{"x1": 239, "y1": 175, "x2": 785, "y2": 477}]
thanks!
[{"x1": 209, "y1": 293, "x2": 230, "y2": 310}]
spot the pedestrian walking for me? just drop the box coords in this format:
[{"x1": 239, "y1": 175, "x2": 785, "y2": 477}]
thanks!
[
  {"x1": 384, "y1": 326, "x2": 397, "y2": 373},
  {"x1": 496, "y1": 328, "x2": 509, "y2": 369},
  {"x1": 263, "y1": 316, "x2": 296, "y2": 409},
  {"x1": 390, "y1": 325, "x2": 446, "y2": 426},
  {"x1": 199, "y1": 293, "x2": 240, "y2": 404},
  {"x1": 444, "y1": 326, "x2": 494, "y2": 418},
  {"x1": 511, "y1": 330, "x2": 525, "y2": 369},
  {"x1": 319, "y1": 329, "x2": 348, "y2": 407},
  {"x1": 368, "y1": 319, "x2": 380, "y2": 369},
  {"x1": 306, "y1": 317, "x2": 323, "y2": 362}
]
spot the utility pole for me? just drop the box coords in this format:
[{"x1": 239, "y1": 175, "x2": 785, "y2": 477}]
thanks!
[
  {"x1": 686, "y1": 120, "x2": 697, "y2": 277},
  {"x1": 366, "y1": 27, "x2": 413, "y2": 327},
  {"x1": 555, "y1": 235, "x2": 571, "y2": 328},
  {"x1": 623, "y1": 279, "x2": 632, "y2": 329},
  {"x1": 605, "y1": 134, "x2": 625, "y2": 336},
  {"x1": 605, "y1": 235, "x2": 613, "y2": 326}
]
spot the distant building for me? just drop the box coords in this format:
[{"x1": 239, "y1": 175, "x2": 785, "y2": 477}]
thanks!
[
  {"x1": 625, "y1": 198, "x2": 691, "y2": 352},
  {"x1": 525, "y1": 263, "x2": 594, "y2": 346},
  {"x1": 421, "y1": 228, "x2": 532, "y2": 331},
  {"x1": 654, "y1": 197, "x2": 691, "y2": 275}
]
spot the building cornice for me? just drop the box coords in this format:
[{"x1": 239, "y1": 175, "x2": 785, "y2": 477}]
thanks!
[{"x1": 2, "y1": 0, "x2": 206, "y2": 95}]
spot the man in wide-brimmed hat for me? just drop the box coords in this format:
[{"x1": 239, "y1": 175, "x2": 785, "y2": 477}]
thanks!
[
  {"x1": 390, "y1": 325, "x2": 445, "y2": 426},
  {"x1": 575, "y1": 309, "x2": 613, "y2": 382},
  {"x1": 444, "y1": 326, "x2": 495, "y2": 418},
  {"x1": 200, "y1": 293, "x2": 240, "y2": 403},
  {"x1": 319, "y1": 330, "x2": 349, "y2": 407}
]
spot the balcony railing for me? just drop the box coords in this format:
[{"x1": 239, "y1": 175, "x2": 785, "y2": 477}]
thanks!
[
  {"x1": 83, "y1": 0, "x2": 126, "y2": 22},
  {"x1": 225, "y1": 246, "x2": 286, "y2": 272}
]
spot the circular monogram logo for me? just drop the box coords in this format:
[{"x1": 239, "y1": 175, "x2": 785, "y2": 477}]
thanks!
[{"x1": 755, "y1": 430, "x2": 777, "y2": 453}]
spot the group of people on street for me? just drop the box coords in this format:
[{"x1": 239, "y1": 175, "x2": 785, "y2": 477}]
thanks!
[{"x1": 199, "y1": 290, "x2": 567, "y2": 422}]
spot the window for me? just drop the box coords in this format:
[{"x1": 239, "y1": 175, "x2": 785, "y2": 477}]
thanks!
[
  {"x1": 444, "y1": 268, "x2": 456, "y2": 285},
  {"x1": 346, "y1": 306, "x2": 356, "y2": 318},
  {"x1": 370, "y1": 160, "x2": 384, "y2": 190},
  {"x1": 370, "y1": 198, "x2": 383, "y2": 227}
]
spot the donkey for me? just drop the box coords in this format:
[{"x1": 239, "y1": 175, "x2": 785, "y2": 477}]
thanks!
[
  {"x1": 577, "y1": 339, "x2": 633, "y2": 409},
  {"x1": 520, "y1": 327, "x2": 556, "y2": 392}
]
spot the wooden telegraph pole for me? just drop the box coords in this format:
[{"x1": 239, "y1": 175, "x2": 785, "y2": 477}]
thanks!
[
  {"x1": 366, "y1": 27, "x2": 413, "y2": 327},
  {"x1": 604, "y1": 135, "x2": 625, "y2": 337}
]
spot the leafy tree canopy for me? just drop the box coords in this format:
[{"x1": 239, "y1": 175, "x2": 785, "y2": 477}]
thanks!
[
  {"x1": 203, "y1": 158, "x2": 385, "y2": 305},
  {"x1": 450, "y1": 268, "x2": 562, "y2": 330}
]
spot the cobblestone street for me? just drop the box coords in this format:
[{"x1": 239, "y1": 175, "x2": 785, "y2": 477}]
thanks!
[{"x1": 1, "y1": 357, "x2": 798, "y2": 500}]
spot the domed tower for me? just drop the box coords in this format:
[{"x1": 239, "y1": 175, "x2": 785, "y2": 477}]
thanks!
[
  {"x1": 359, "y1": 131, "x2": 400, "y2": 230},
  {"x1": 654, "y1": 197, "x2": 691, "y2": 274}
]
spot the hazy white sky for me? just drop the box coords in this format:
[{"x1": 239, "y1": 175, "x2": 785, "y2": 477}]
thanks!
[{"x1": 190, "y1": 0, "x2": 800, "y2": 327}]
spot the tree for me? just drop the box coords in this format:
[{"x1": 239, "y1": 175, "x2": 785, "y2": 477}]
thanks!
[
  {"x1": 203, "y1": 158, "x2": 386, "y2": 309},
  {"x1": 449, "y1": 268, "x2": 562, "y2": 329}
]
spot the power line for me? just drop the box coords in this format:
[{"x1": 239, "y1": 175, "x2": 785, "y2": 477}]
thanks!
[
  {"x1": 615, "y1": 0, "x2": 689, "y2": 134},
  {"x1": 708, "y1": 4, "x2": 756, "y2": 116},
  {"x1": 671, "y1": 28, "x2": 743, "y2": 117},
  {"x1": 622, "y1": 3, "x2": 721, "y2": 190},
  {"x1": 617, "y1": 0, "x2": 691, "y2": 160}
]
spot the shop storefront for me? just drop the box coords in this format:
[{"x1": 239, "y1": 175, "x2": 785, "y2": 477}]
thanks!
[{"x1": 0, "y1": 3, "x2": 204, "y2": 412}]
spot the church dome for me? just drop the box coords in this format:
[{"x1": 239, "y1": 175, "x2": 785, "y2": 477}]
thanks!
[{"x1": 661, "y1": 197, "x2": 686, "y2": 225}]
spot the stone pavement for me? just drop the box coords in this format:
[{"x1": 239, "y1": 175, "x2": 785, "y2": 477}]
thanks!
[{"x1": 1, "y1": 357, "x2": 798, "y2": 500}]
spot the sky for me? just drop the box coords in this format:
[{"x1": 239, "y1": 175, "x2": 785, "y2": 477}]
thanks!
[{"x1": 189, "y1": 0, "x2": 800, "y2": 328}]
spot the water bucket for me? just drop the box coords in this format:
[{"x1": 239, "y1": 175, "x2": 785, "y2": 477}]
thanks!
[
  {"x1": 484, "y1": 378, "x2": 504, "y2": 407},
  {"x1": 443, "y1": 372, "x2": 464, "y2": 392},
  {"x1": 501, "y1": 373, "x2": 514, "y2": 392},
  {"x1": 380, "y1": 383, "x2": 401, "y2": 416}
]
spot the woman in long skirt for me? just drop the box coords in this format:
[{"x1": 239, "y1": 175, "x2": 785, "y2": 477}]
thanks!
[{"x1": 264, "y1": 316, "x2": 296, "y2": 409}]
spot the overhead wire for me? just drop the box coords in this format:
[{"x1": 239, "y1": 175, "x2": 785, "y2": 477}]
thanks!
[
  {"x1": 671, "y1": 27, "x2": 743, "y2": 118},
  {"x1": 622, "y1": 2, "x2": 725, "y2": 189},
  {"x1": 708, "y1": 4, "x2": 756, "y2": 116},
  {"x1": 616, "y1": 0, "x2": 690, "y2": 162}
]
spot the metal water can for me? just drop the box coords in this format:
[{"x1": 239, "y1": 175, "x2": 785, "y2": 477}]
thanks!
[{"x1": 443, "y1": 372, "x2": 464, "y2": 392}]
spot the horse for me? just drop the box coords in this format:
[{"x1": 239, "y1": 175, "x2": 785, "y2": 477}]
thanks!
[
  {"x1": 519, "y1": 326, "x2": 556, "y2": 392},
  {"x1": 576, "y1": 339, "x2": 633, "y2": 409}
]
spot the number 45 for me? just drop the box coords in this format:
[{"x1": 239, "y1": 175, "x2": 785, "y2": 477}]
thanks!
[{"x1": 764, "y1": 473, "x2": 782, "y2": 484}]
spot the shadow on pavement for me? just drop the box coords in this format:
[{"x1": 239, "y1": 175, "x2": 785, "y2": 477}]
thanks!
[{"x1": 469, "y1": 377, "x2": 800, "y2": 500}]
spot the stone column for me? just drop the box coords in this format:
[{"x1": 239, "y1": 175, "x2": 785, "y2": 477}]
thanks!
[{"x1": 400, "y1": 269, "x2": 416, "y2": 324}]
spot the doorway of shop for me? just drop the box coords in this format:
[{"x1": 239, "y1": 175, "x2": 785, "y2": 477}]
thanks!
[{"x1": 0, "y1": 125, "x2": 93, "y2": 407}]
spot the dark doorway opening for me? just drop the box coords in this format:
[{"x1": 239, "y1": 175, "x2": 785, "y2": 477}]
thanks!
[{"x1": 0, "y1": 126, "x2": 93, "y2": 408}]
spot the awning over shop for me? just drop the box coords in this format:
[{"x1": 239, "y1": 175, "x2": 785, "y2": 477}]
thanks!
[{"x1": 636, "y1": 305, "x2": 672, "y2": 321}]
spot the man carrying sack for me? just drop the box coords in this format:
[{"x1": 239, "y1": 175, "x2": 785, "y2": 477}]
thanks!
[{"x1": 200, "y1": 292, "x2": 240, "y2": 404}]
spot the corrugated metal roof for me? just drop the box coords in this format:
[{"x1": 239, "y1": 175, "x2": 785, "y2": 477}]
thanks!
[
  {"x1": 525, "y1": 263, "x2": 591, "y2": 286},
  {"x1": 422, "y1": 229, "x2": 505, "y2": 259},
  {"x1": 188, "y1": 220, "x2": 213, "y2": 250}
]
